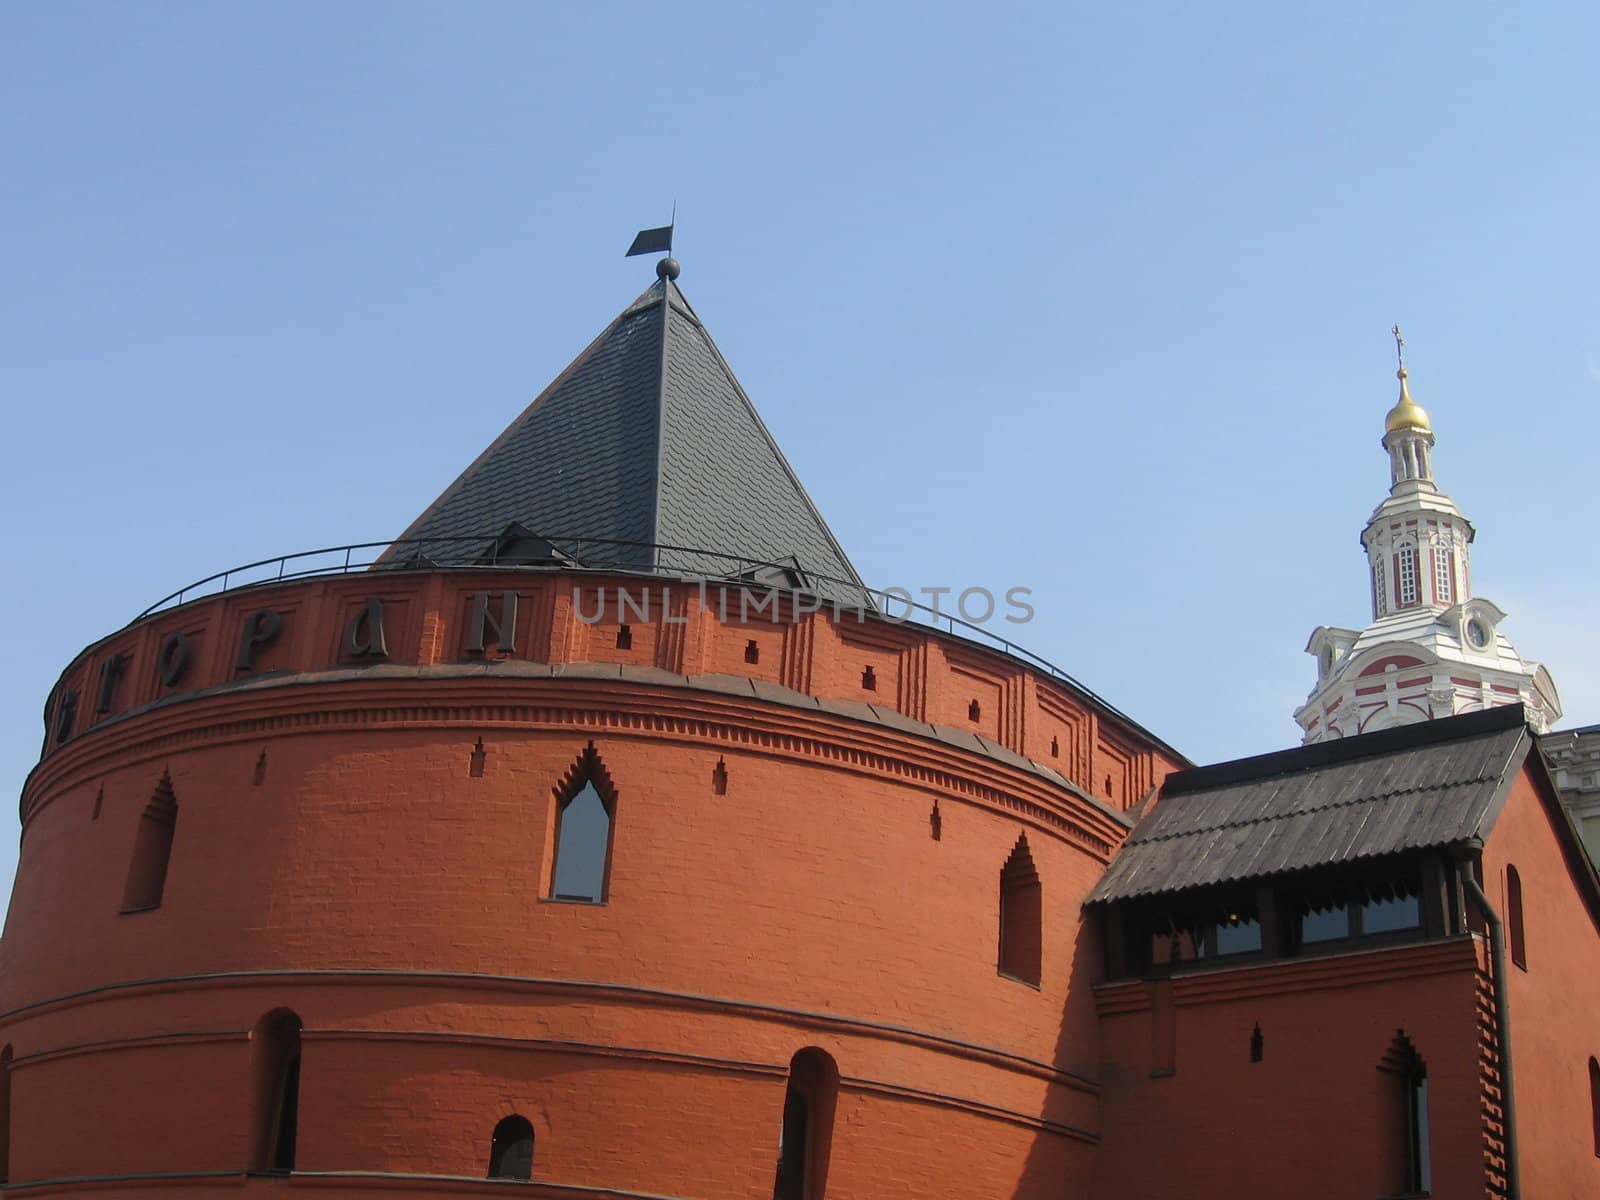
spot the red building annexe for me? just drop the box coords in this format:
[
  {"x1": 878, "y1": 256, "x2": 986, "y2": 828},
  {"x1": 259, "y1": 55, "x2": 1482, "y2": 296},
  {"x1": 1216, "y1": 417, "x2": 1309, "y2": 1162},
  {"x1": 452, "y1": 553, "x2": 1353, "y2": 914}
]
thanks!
[{"x1": 11, "y1": 258, "x2": 1600, "y2": 1197}]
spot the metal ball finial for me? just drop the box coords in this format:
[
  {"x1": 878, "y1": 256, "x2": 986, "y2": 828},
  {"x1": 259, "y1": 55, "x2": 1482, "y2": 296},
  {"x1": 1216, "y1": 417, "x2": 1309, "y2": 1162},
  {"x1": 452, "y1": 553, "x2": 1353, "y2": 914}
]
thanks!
[{"x1": 656, "y1": 256, "x2": 681, "y2": 280}]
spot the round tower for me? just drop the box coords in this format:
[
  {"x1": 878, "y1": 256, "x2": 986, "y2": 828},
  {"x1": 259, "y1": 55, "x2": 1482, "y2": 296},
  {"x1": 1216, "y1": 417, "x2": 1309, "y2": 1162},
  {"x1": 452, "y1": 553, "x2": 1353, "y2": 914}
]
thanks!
[{"x1": 3, "y1": 264, "x2": 1185, "y2": 1198}]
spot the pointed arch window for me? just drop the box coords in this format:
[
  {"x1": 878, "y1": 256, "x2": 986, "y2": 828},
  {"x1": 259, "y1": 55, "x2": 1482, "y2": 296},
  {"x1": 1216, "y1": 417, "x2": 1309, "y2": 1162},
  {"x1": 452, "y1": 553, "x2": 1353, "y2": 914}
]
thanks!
[
  {"x1": 1507, "y1": 864, "x2": 1527, "y2": 970},
  {"x1": 772, "y1": 1048, "x2": 838, "y2": 1200},
  {"x1": 121, "y1": 773, "x2": 178, "y2": 912},
  {"x1": 1378, "y1": 1032, "x2": 1430, "y2": 1195},
  {"x1": 548, "y1": 743, "x2": 618, "y2": 904},
  {"x1": 251, "y1": 1010, "x2": 302, "y2": 1173},
  {"x1": 998, "y1": 835, "x2": 1042, "y2": 986},
  {"x1": 488, "y1": 1114, "x2": 535, "y2": 1180}
]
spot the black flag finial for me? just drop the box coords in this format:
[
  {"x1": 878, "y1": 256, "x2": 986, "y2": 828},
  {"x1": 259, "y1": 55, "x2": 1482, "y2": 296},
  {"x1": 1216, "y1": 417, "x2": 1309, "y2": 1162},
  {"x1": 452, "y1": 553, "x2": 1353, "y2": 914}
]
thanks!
[{"x1": 625, "y1": 223, "x2": 673, "y2": 258}]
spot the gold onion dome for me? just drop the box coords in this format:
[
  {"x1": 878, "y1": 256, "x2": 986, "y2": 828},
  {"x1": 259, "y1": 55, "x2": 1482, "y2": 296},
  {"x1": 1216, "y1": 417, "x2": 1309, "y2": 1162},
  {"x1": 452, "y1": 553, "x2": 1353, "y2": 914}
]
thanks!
[{"x1": 1385, "y1": 366, "x2": 1432, "y2": 434}]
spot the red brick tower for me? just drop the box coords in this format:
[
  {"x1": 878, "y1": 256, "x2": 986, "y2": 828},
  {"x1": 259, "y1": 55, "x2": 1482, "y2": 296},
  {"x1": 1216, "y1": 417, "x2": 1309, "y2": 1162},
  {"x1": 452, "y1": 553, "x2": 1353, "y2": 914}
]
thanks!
[{"x1": 8, "y1": 258, "x2": 1183, "y2": 1198}]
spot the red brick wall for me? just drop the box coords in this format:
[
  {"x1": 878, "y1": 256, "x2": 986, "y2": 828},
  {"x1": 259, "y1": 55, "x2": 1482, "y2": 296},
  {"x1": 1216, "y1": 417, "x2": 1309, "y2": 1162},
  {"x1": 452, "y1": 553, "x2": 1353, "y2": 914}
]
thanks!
[
  {"x1": 37, "y1": 571, "x2": 1185, "y2": 814},
  {"x1": 4, "y1": 566, "x2": 1174, "y2": 1195},
  {"x1": 1092, "y1": 940, "x2": 1487, "y2": 1198},
  {"x1": 2, "y1": 720, "x2": 1106, "y2": 1192},
  {"x1": 1481, "y1": 765, "x2": 1600, "y2": 1197}
]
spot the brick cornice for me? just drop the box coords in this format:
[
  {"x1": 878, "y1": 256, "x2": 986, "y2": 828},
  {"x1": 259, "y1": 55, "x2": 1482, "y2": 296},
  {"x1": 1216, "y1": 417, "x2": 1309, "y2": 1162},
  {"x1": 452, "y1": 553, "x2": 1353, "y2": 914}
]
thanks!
[
  {"x1": 23, "y1": 667, "x2": 1128, "y2": 858},
  {"x1": 1093, "y1": 934, "x2": 1480, "y2": 1015}
]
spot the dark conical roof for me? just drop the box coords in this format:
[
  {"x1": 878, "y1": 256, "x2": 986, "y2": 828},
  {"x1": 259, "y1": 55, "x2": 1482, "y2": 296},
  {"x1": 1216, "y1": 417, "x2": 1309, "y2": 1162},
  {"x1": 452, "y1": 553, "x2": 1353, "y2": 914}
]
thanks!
[{"x1": 390, "y1": 276, "x2": 864, "y2": 594}]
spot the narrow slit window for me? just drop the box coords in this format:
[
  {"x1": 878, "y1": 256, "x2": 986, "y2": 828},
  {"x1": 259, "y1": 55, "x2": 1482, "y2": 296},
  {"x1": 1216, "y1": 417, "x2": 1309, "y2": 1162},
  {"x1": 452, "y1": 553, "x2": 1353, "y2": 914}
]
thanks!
[
  {"x1": 121, "y1": 774, "x2": 178, "y2": 912},
  {"x1": 1589, "y1": 1056, "x2": 1600, "y2": 1157},
  {"x1": 251, "y1": 1010, "x2": 302, "y2": 1172},
  {"x1": 998, "y1": 835, "x2": 1042, "y2": 986},
  {"x1": 1374, "y1": 558, "x2": 1387, "y2": 617},
  {"x1": 0, "y1": 1045, "x2": 11, "y2": 1184},
  {"x1": 772, "y1": 1048, "x2": 838, "y2": 1200},
  {"x1": 488, "y1": 1114, "x2": 535, "y2": 1180},
  {"x1": 744, "y1": 639, "x2": 760, "y2": 664},
  {"x1": 549, "y1": 745, "x2": 617, "y2": 904},
  {"x1": 615, "y1": 624, "x2": 632, "y2": 650},
  {"x1": 774, "y1": 1082, "x2": 808, "y2": 1200},
  {"x1": 1508, "y1": 864, "x2": 1527, "y2": 969}
]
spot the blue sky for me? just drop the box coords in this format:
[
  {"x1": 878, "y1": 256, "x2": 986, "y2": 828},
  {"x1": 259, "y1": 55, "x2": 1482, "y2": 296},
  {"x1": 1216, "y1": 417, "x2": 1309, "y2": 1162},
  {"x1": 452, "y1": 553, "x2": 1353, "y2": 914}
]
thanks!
[{"x1": 4, "y1": 2, "x2": 1598, "y2": 899}]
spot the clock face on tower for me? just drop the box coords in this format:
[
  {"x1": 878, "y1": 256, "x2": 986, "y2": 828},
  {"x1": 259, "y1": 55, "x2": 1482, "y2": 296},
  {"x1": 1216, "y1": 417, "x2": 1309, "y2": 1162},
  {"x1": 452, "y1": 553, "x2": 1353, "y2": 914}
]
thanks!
[{"x1": 1466, "y1": 619, "x2": 1491, "y2": 650}]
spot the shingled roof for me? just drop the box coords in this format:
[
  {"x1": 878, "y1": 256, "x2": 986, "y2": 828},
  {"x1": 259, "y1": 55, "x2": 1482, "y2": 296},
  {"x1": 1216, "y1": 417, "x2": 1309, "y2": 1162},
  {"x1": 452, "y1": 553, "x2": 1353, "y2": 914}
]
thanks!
[
  {"x1": 387, "y1": 271, "x2": 864, "y2": 596},
  {"x1": 1088, "y1": 706, "x2": 1538, "y2": 905}
]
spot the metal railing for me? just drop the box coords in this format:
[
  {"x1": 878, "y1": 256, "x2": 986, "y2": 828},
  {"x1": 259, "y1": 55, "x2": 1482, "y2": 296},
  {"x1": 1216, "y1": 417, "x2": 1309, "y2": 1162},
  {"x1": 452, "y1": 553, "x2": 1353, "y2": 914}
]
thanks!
[{"x1": 132, "y1": 532, "x2": 1148, "y2": 736}]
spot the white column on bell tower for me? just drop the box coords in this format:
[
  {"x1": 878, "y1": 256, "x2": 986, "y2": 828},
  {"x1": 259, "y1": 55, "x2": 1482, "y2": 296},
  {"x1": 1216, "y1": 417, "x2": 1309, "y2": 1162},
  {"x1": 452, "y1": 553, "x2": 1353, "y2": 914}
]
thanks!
[{"x1": 1360, "y1": 324, "x2": 1473, "y2": 621}]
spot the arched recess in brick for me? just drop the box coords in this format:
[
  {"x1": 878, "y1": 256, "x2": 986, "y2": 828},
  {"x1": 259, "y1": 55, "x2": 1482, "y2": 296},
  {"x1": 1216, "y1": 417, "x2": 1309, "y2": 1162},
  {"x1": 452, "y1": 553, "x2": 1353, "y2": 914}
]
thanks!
[
  {"x1": 1590, "y1": 1056, "x2": 1600, "y2": 1158},
  {"x1": 548, "y1": 743, "x2": 619, "y2": 904},
  {"x1": 1377, "y1": 1031, "x2": 1429, "y2": 1196},
  {"x1": 250, "y1": 1009, "x2": 302, "y2": 1172},
  {"x1": 121, "y1": 772, "x2": 178, "y2": 912},
  {"x1": 998, "y1": 835, "x2": 1042, "y2": 986},
  {"x1": 488, "y1": 1114, "x2": 535, "y2": 1180},
  {"x1": 1507, "y1": 864, "x2": 1527, "y2": 969},
  {"x1": 773, "y1": 1047, "x2": 838, "y2": 1200}
]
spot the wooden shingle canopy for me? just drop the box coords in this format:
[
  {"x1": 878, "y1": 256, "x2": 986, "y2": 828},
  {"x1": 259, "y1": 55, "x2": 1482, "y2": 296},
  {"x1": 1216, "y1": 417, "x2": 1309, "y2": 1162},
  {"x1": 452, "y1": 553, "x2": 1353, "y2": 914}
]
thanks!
[{"x1": 1089, "y1": 705, "x2": 1589, "y2": 906}]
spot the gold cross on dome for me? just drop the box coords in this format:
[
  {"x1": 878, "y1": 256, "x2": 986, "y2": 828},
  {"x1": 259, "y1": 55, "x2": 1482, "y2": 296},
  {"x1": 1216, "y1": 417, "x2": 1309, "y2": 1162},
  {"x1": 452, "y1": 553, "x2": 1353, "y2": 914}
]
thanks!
[{"x1": 1392, "y1": 323, "x2": 1406, "y2": 372}]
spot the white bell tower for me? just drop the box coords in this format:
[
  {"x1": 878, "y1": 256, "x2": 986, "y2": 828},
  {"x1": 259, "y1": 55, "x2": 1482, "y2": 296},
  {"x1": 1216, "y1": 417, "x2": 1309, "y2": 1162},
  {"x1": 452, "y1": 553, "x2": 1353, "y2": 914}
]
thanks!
[{"x1": 1294, "y1": 327, "x2": 1560, "y2": 742}]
